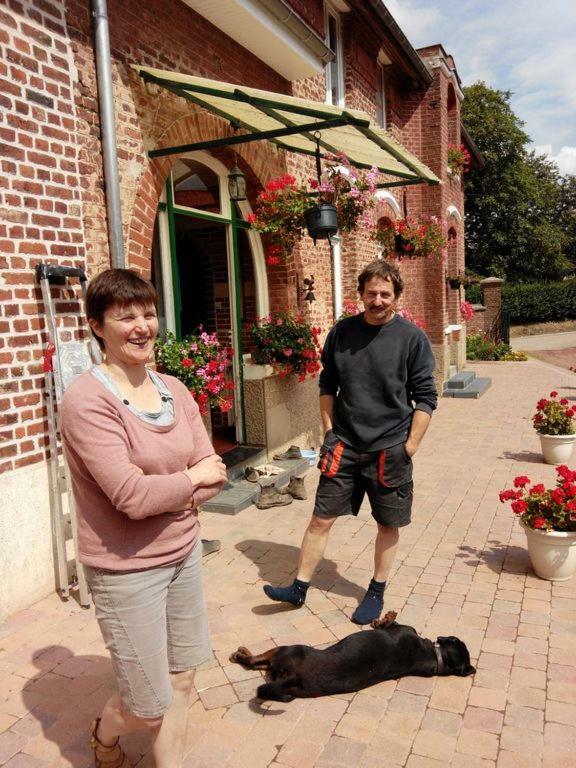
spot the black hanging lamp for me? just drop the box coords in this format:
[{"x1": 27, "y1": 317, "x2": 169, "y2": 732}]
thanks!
[
  {"x1": 304, "y1": 132, "x2": 339, "y2": 244},
  {"x1": 228, "y1": 162, "x2": 246, "y2": 201}
]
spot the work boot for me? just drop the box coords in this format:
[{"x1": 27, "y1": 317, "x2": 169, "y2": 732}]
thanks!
[
  {"x1": 244, "y1": 466, "x2": 260, "y2": 483},
  {"x1": 255, "y1": 483, "x2": 293, "y2": 509},
  {"x1": 281, "y1": 474, "x2": 307, "y2": 500},
  {"x1": 273, "y1": 445, "x2": 302, "y2": 461}
]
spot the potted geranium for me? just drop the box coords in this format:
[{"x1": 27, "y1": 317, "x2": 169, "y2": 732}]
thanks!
[
  {"x1": 372, "y1": 216, "x2": 447, "y2": 261},
  {"x1": 447, "y1": 143, "x2": 471, "y2": 177},
  {"x1": 532, "y1": 391, "x2": 576, "y2": 464},
  {"x1": 249, "y1": 312, "x2": 322, "y2": 381},
  {"x1": 155, "y1": 329, "x2": 233, "y2": 416},
  {"x1": 499, "y1": 468, "x2": 576, "y2": 580}
]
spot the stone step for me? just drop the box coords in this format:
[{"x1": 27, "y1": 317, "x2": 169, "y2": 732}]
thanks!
[
  {"x1": 444, "y1": 370, "x2": 476, "y2": 390},
  {"x1": 443, "y1": 377, "x2": 492, "y2": 399},
  {"x1": 201, "y1": 456, "x2": 311, "y2": 515}
]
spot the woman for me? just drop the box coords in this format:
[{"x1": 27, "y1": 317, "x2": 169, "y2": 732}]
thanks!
[{"x1": 61, "y1": 269, "x2": 227, "y2": 768}]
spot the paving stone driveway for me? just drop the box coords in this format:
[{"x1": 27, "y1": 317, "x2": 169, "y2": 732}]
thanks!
[{"x1": 1, "y1": 360, "x2": 575, "y2": 768}]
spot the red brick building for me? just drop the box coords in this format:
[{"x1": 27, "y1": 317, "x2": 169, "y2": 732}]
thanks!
[{"x1": 0, "y1": 0, "x2": 468, "y2": 615}]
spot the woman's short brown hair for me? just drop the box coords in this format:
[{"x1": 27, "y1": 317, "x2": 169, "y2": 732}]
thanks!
[
  {"x1": 86, "y1": 268, "x2": 157, "y2": 350},
  {"x1": 357, "y1": 259, "x2": 404, "y2": 297}
]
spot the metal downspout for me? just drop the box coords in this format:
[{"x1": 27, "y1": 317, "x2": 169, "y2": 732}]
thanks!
[{"x1": 90, "y1": 0, "x2": 125, "y2": 268}]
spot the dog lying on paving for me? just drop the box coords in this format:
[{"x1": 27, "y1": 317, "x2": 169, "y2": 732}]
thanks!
[{"x1": 230, "y1": 611, "x2": 475, "y2": 701}]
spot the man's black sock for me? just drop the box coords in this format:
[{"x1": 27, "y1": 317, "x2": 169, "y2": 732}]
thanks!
[
  {"x1": 351, "y1": 578, "x2": 386, "y2": 624},
  {"x1": 263, "y1": 578, "x2": 309, "y2": 607}
]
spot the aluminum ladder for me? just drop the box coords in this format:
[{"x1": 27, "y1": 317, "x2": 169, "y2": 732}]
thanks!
[{"x1": 36, "y1": 263, "x2": 96, "y2": 608}]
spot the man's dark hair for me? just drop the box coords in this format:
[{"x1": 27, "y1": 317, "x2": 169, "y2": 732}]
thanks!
[
  {"x1": 86, "y1": 268, "x2": 157, "y2": 350},
  {"x1": 357, "y1": 259, "x2": 404, "y2": 296}
]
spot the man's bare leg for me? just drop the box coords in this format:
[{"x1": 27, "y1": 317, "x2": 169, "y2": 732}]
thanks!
[
  {"x1": 263, "y1": 515, "x2": 337, "y2": 605},
  {"x1": 352, "y1": 524, "x2": 399, "y2": 625},
  {"x1": 296, "y1": 515, "x2": 337, "y2": 581}
]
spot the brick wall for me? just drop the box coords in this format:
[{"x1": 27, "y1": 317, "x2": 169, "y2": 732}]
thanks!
[
  {"x1": 0, "y1": 0, "x2": 87, "y2": 473},
  {"x1": 1, "y1": 1, "x2": 467, "y2": 474}
]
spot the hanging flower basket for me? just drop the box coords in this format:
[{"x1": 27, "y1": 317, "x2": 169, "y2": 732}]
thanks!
[
  {"x1": 372, "y1": 216, "x2": 447, "y2": 261},
  {"x1": 247, "y1": 154, "x2": 379, "y2": 265},
  {"x1": 304, "y1": 203, "x2": 339, "y2": 243},
  {"x1": 394, "y1": 233, "x2": 405, "y2": 256}
]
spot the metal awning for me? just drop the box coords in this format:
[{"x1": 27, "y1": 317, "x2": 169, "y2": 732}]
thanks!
[{"x1": 134, "y1": 66, "x2": 440, "y2": 187}]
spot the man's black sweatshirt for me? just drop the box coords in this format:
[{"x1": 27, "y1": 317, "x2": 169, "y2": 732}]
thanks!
[{"x1": 319, "y1": 312, "x2": 437, "y2": 452}]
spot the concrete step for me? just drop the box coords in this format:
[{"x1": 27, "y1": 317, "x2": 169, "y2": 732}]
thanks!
[
  {"x1": 444, "y1": 371, "x2": 476, "y2": 390},
  {"x1": 201, "y1": 456, "x2": 311, "y2": 515},
  {"x1": 443, "y1": 377, "x2": 492, "y2": 399}
]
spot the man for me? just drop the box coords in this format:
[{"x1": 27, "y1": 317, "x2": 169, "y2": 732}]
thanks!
[{"x1": 263, "y1": 259, "x2": 437, "y2": 624}]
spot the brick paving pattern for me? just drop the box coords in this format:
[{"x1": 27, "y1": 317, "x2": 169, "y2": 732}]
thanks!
[{"x1": 1, "y1": 360, "x2": 575, "y2": 767}]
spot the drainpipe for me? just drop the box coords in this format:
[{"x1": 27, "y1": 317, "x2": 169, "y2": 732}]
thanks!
[{"x1": 90, "y1": 0, "x2": 125, "y2": 268}]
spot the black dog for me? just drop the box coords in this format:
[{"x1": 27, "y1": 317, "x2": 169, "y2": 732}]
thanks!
[{"x1": 230, "y1": 611, "x2": 475, "y2": 702}]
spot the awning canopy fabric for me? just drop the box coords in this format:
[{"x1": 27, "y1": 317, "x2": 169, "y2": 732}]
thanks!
[{"x1": 134, "y1": 66, "x2": 440, "y2": 188}]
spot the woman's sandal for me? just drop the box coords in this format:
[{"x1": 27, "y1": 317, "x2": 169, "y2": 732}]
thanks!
[{"x1": 89, "y1": 719, "x2": 131, "y2": 768}]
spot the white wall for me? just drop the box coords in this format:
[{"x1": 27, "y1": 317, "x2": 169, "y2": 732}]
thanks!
[{"x1": 0, "y1": 462, "x2": 55, "y2": 621}]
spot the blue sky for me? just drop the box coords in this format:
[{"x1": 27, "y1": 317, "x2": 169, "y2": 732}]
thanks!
[{"x1": 386, "y1": 0, "x2": 576, "y2": 175}]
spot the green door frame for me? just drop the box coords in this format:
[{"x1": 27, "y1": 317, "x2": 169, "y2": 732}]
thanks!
[{"x1": 164, "y1": 174, "x2": 249, "y2": 444}]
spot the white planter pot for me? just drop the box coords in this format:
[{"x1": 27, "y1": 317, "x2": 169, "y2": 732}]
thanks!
[
  {"x1": 539, "y1": 433, "x2": 576, "y2": 465},
  {"x1": 520, "y1": 520, "x2": 576, "y2": 581}
]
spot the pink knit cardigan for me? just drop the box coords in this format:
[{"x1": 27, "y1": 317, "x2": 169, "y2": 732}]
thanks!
[{"x1": 61, "y1": 371, "x2": 224, "y2": 570}]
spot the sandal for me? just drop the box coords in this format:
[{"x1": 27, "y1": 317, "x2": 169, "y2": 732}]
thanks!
[{"x1": 89, "y1": 719, "x2": 132, "y2": 768}]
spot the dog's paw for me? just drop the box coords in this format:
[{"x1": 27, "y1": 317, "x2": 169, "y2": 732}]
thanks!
[
  {"x1": 371, "y1": 610, "x2": 397, "y2": 629},
  {"x1": 229, "y1": 646, "x2": 252, "y2": 664}
]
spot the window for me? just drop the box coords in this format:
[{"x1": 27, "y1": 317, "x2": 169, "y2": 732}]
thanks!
[
  {"x1": 376, "y1": 63, "x2": 386, "y2": 129},
  {"x1": 325, "y1": 7, "x2": 344, "y2": 106},
  {"x1": 172, "y1": 159, "x2": 221, "y2": 214}
]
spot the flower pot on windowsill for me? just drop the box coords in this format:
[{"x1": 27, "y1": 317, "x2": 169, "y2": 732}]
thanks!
[
  {"x1": 304, "y1": 203, "x2": 339, "y2": 244},
  {"x1": 538, "y1": 433, "x2": 576, "y2": 465},
  {"x1": 519, "y1": 520, "x2": 576, "y2": 581}
]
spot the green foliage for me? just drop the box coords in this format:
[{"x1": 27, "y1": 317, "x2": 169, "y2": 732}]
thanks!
[
  {"x1": 466, "y1": 332, "x2": 526, "y2": 361},
  {"x1": 503, "y1": 279, "x2": 576, "y2": 323},
  {"x1": 465, "y1": 280, "x2": 576, "y2": 323},
  {"x1": 250, "y1": 313, "x2": 322, "y2": 381},
  {"x1": 465, "y1": 284, "x2": 482, "y2": 304},
  {"x1": 461, "y1": 83, "x2": 575, "y2": 282}
]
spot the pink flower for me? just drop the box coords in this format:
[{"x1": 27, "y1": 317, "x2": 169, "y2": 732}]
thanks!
[{"x1": 283, "y1": 348, "x2": 293, "y2": 357}]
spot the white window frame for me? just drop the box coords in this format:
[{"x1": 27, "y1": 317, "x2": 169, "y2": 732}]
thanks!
[{"x1": 324, "y1": 4, "x2": 345, "y2": 107}]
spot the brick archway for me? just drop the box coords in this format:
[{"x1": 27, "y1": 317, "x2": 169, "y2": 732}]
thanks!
[{"x1": 125, "y1": 109, "x2": 285, "y2": 273}]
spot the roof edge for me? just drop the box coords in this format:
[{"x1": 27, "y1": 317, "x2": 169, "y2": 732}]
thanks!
[{"x1": 366, "y1": 0, "x2": 432, "y2": 86}]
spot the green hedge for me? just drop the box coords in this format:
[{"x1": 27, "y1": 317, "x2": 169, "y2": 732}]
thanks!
[
  {"x1": 465, "y1": 279, "x2": 576, "y2": 324},
  {"x1": 465, "y1": 284, "x2": 482, "y2": 304}
]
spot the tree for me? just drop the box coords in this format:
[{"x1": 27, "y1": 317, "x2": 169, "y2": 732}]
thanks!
[{"x1": 461, "y1": 83, "x2": 572, "y2": 282}]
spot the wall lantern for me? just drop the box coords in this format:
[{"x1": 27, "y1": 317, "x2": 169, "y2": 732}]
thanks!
[{"x1": 227, "y1": 164, "x2": 246, "y2": 201}]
